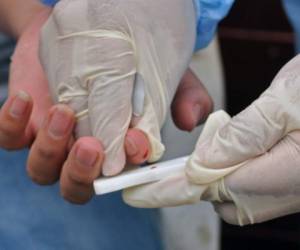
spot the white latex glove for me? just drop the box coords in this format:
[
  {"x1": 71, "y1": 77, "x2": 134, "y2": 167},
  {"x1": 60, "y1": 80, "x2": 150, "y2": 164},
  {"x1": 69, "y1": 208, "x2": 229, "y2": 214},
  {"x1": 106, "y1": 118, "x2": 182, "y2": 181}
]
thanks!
[
  {"x1": 39, "y1": 0, "x2": 196, "y2": 176},
  {"x1": 124, "y1": 55, "x2": 300, "y2": 226},
  {"x1": 123, "y1": 110, "x2": 239, "y2": 207}
]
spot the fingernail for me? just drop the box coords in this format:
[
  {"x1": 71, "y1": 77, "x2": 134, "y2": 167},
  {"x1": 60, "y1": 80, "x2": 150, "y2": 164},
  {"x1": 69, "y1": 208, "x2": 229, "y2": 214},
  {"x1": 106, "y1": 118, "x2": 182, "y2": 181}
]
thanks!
[
  {"x1": 193, "y1": 104, "x2": 203, "y2": 127},
  {"x1": 9, "y1": 91, "x2": 30, "y2": 118},
  {"x1": 76, "y1": 145, "x2": 99, "y2": 168},
  {"x1": 125, "y1": 136, "x2": 138, "y2": 156},
  {"x1": 48, "y1": 106, "x2": 73, "y2": 138}
]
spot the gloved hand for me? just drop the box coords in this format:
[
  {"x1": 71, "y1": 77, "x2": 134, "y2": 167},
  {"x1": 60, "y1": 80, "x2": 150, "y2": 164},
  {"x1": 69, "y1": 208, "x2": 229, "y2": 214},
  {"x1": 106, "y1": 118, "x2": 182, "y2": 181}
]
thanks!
[
  {"x1": 39, "y1": 0, "x2": 196, "y2": 176},
  {"x1": 123, "y1": 110, "x2": 238, "y2": 207},
  {"x1": 124, "y1": 55, "x2": 300, "y2": 226}
]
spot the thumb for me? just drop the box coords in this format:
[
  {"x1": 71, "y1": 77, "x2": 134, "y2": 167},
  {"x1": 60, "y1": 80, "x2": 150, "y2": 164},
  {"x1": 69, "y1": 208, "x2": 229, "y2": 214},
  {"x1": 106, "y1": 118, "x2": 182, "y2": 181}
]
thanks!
[
  {"x1": 188, "y1": 57, "x2": 300, "y2": 171},
  {"x1": 186, "y1": 110, "x2": 247, "y2": 185},
  {"x1": 189, "y1": 97, "x2": 291, "y2": 171}
]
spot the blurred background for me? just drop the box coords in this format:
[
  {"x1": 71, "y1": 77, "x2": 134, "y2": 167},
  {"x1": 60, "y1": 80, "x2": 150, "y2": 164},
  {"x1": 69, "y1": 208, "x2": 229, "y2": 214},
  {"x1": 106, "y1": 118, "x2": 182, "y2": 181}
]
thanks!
[{"x1": 0, "y1": 36, "x2": 13, "y2": 104}]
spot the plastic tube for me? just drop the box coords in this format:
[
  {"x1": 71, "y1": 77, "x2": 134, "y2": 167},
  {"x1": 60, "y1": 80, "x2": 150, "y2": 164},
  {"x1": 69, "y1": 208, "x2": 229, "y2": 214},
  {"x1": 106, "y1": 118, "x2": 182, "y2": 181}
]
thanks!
[{"x1": 94, "y1": 156, "x2": 188, "y2": 195}]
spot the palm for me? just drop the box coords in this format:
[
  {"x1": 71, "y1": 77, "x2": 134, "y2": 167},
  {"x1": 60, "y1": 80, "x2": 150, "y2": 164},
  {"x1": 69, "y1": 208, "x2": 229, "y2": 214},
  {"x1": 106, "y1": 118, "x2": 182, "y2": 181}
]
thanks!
[{"x1": 9, "y1": 12, "x2": 53, "y2": 136}]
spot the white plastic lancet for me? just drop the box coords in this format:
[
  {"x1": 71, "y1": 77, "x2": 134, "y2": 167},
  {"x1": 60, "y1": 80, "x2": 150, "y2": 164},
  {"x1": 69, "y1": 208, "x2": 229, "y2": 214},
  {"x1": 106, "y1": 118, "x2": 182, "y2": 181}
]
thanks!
[
  {"x1": 93, "y1": 67, "x2": 164, "y2": 196},
  {"x1": 94, "y1": 156, "x2": 188, "y2": 195}
]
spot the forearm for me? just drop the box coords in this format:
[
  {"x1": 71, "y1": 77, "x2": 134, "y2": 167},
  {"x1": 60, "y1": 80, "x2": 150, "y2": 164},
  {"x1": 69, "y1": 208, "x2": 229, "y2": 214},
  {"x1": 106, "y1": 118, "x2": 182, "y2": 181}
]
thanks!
[{"x1": 0, "y1": 0, "x2": 48, "y2": 38}]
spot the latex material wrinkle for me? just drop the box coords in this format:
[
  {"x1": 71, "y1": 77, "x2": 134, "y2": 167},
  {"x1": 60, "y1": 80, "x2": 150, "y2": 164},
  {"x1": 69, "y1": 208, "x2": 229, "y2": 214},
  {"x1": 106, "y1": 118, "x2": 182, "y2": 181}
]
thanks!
[{"x1": 40, "y1": 0, "x2": 196, "y2": 175}]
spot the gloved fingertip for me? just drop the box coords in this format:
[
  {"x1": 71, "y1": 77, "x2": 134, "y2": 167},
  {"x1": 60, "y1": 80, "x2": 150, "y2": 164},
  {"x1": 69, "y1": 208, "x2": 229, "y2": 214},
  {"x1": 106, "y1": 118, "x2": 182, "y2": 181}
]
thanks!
[
  {"x1": 122, "y1": 189, "x2": 140, "y2": 207},
  {"x1": 102, "y1": 152, "x2": 126, "y2": 176},
  {"x1": 213, "y1": 202, "x2": 246, "y2": 226},
  {"x1": 122, "y1": 187, "x2": 159, "y2": 208},
  {"x1": 102, "y1": 164, "x2": 124, "y2": 176}
]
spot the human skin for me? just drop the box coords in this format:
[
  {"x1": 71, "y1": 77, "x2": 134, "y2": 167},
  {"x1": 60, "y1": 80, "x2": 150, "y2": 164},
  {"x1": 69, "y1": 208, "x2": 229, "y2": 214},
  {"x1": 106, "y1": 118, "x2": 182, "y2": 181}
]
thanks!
[
  {"x1": 0, "y1": 0, "x2": 46, "y2": 38},
  {"x1": 0, "y1": 0, "x2": 213, "y2": 204}
]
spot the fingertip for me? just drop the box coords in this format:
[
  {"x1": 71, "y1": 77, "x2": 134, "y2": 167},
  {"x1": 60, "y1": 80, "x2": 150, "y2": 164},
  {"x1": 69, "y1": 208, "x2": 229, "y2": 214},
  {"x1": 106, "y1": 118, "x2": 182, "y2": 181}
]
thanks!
[
  {"x1": 1, "y1": 91, "x2": 33, "y2": 121},
  {"x1": 75, "y1": 137, "x2": 104, "y2": 152},
  {"x1": 60, "y1": 177, "x2": 95, "y2": 205},
  {"x1": 171, "y1": 99, "x2": 197, "y2": 132},
  {"x1": 48, "y1": 104, "x2": 75, "y2": 120},
  {"x1": 0, "y1": 93, "x2": 34, "y2": 149},
  {"x1": 172, "y1": 69, "x2": 213, "y2": 131},
  {"x1": 102, "y1": 151, "x2": 126, "y2": 176},
  {"x1": 213, "y1": 202, "x2": 244, "y2": 226},
  {"x1": 59, "y1": 137, "x2": 104, "y2": 204},
  {"x1": 125, "y1": 129, "x2": 151, "y2": 165},
  {"x1": 172, "y1": 90, "x2": 213, "y2": 131},
  {"x1": 73, "y1": 137, "x2": 105, "y2": 169}
]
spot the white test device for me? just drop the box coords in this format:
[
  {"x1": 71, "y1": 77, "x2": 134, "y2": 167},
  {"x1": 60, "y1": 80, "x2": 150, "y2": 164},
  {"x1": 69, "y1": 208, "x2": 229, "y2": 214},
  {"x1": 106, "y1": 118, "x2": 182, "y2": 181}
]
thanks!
[{"x1": 94, "y1": 156, "x2": 188, "y2": 195}]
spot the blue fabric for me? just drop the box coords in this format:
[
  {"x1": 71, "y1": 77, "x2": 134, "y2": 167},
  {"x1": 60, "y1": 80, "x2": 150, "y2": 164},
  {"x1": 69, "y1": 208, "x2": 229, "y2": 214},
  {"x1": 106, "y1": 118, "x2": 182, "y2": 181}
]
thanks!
[
  {"x1": 43, "y1": 0, "x2": 234, "y2": 51},
  {"x1": 41, "y1": 0, "x2": 58, "y2": 6},
  {"x1": 282, "y1": 0, "x2": 300, "y2": 53},
  {"x1": 0, "y1": 148, "x2": 163, "y2": 250},
  {"x1": 0, "y1": 34, "x2": 163, "y2": 250},
  {"x1": 41, "y1": 0, "x2": 300, "y2": 52},
  {"x1": 194, "y1": 0, "x2": 235, "y2": 50},
  {"x1": 194, "y1": 0, "x2": 300, "y2": 51}
]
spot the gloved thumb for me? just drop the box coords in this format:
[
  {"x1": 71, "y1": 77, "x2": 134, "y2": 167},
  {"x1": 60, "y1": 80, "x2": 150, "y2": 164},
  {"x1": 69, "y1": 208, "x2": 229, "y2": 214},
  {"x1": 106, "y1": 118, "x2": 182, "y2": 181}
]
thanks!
[
  {"x1": 187, "y1": 97, "x2": 297, "y2": 186},
  {"x1": 187, "y1": 56, "x2": 300, "y2": 177}
]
